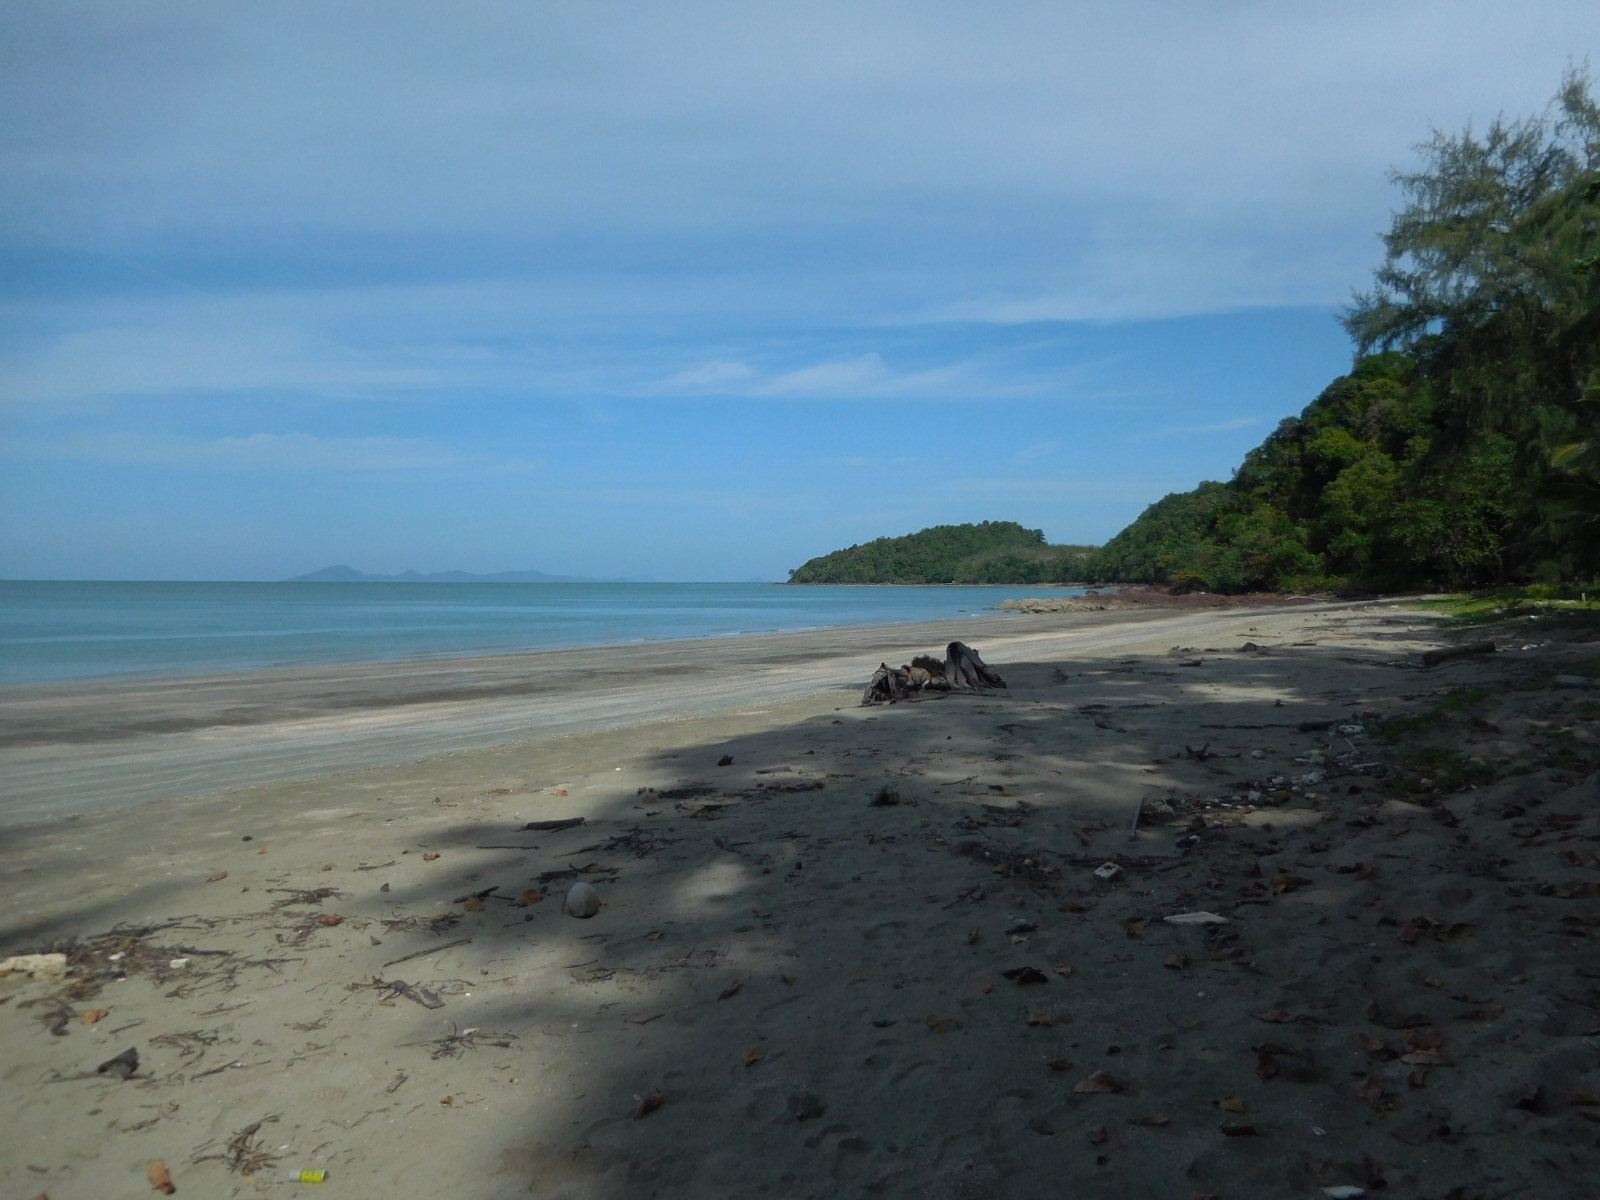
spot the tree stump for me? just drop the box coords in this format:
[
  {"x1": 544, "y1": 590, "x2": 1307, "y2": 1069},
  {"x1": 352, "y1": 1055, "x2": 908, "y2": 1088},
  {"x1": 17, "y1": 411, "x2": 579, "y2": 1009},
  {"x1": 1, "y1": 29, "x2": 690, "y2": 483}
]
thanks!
[{"x1": 861, "y1": 643, "x2": 1006, "y2": 705}]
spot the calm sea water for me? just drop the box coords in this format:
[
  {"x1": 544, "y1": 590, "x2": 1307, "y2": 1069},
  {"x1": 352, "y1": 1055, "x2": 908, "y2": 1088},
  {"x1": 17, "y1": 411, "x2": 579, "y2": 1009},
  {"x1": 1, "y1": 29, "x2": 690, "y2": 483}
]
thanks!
[{"x1": 0, "y1": 581, "x2": 1081, "y2": 686}]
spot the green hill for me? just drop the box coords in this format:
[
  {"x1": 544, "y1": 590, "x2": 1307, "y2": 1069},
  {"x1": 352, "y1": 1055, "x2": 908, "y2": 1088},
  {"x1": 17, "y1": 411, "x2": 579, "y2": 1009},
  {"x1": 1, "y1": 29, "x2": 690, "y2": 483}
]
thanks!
[{"x1": 787, "y1": 521, "x2": 1097, "y2": 584}]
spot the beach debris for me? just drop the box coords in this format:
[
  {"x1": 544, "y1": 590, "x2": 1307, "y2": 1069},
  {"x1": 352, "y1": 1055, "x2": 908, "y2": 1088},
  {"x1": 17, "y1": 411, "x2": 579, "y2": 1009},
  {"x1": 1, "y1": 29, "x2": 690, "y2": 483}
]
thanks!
[
  {"x1": 96, "y1": 1048, "x2": 140, "y2": 1079},
  {"x1": 1553, "y1": 674, "x2": 1600, "y2": 689},
  {"x1": 862, "y1": 641, "x2": 1006, "y2": 704},
  {"x1": 1092, "y1": 862, "x2": 1121, "y2": 881},
  {"x1": 422, "y1": 853, "x2": 440, "y2": 861},
  {"x1": 1163, "y1": 911, "x2": 1228, "y2": 925},
  {"x1": 81, "y1": 1008, "x2": 109, "y2": 1024},
  {"x1": 870, "y1": 784, "x2": 900, "y2": 806},
  {"x1": 1046, "y1": 1057, "x2": 1074, "y2": 1072},
  {"x1": 206, "y1": 871, "x2": 228, "y2": 883},
  {"x1": 379, "y1": 936, "x2": 472, "y2": 969},
  {"x1": 925, "y1": 1014, "x2": 960, "y2": 1033},
  {"x1": 718, "y1": 755, "x2": 735, "y2": 766},
  {"x1": 634, "y1": 1091, "x2": 667, "y2": 1118},
  {"x1": 0, "y1": 953, "x2": 68, "y2": 980},
  {"x1": 191, "y1": 1115, "x2": 283, "y2": 1176},
  {"x1": 787, "y1": 1092, "x2": 825, "y2": 1120},
  {"x1": 148, "y1": 1159, "x2": 176, "y2": 1194},
  {"x1": 284, "y1": 1169, "x2": 329, "y2": 1184},
  {"x1": 717, "y1": 978, "x2": 744, "y2": 1001},
  {"x1": 1214, "y1": 1095, "x2": 1247, "y2": 1113},
  {"x1": 1002, "y1": 966, "x2": 1049, "y2": 985},
  {"x1": 1025, "y1": 1010, "x2": 1054, "y2": 1027},
  {"x1": 518, "y1": 817, "x2": 585, "y2": 832},
  {"x1": 269, "y1": 887, "x2": 343, "y2": 909},
  {"x1": 351, "y1": 977, "x2": 445, "y2": 1009},
  {"x1": 564, "y1": 881, "x2": 601, "y2": 918},
  {"x1": 1420, "y1": 640, "x2": 1496, "y2": 668},
  {"x1": 1219, "y1": 1121, "x2": 1260, "y2": 1136},
  {"x1": 1321, "y1": 1188, "x2": 1367, "y2": 1199},
  {"x1": 742, "y1": 1048, "x2": 764, "y2": 1067},
  {"x1": 1007, "y1": 917, "x2": 1038, "y2": 934},
  {"x1": 404, "y1": 1027, "x2": 518, "y2": 1059},
  {"x1": 1072, "y1": 1069, "x2": 1124, "y2": 1094}
]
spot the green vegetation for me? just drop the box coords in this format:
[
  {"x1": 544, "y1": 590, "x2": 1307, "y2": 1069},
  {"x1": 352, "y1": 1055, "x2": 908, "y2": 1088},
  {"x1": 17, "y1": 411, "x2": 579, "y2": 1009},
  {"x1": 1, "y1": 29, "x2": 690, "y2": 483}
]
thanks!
[
  {"x1": 786, "y1": 521, "x2": 1097, "y2": 584},
  {"x1": 1421, "y1": 586, "x2": 1600, "y2": 628},
  {"x1": 1088, "y1": 73, "x2": 1600, "y2": 594}
]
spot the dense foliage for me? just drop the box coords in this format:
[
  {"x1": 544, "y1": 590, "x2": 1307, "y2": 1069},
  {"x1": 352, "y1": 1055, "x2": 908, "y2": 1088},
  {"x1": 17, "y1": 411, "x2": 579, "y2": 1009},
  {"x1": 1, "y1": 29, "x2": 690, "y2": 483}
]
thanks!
[
  {"x1": 1090, "y1": 73, "x2": 1600, "y2": 593},
  {"x1": 787, "y1": 521, "x2": 1097, "y2": 584}
]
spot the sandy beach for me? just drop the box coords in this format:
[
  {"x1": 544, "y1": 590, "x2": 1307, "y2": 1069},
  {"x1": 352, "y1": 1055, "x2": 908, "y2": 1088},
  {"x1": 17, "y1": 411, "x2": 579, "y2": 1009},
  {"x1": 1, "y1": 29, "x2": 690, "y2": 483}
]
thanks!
[{"x1": 3, "y1": 598, "x2": 1598, "y2": 1199}]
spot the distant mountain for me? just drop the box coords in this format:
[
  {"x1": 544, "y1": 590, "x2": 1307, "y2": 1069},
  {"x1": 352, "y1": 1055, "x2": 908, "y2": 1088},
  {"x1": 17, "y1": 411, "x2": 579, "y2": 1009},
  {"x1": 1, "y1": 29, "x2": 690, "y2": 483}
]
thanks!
[{"x1": 286, "y1": 565, "x2": 601, "y2": 583}]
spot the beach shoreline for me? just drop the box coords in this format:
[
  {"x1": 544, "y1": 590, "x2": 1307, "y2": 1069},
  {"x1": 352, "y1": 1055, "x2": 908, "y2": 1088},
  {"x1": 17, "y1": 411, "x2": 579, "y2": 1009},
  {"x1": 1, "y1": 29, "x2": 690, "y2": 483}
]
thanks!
[
  {"x1": 5, "y1": 596, "x2": 1597, "y2": 1200},
  {"x1": 0, "y1": 603, "x2": 1318, "y2": 829}
]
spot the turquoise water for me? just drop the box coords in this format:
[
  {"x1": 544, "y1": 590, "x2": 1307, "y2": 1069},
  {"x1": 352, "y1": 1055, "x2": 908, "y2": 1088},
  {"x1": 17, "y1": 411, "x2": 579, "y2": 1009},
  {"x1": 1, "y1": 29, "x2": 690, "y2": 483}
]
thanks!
[{"x1": 0, "y1": 581, "x2": 1078, "y2": 685}]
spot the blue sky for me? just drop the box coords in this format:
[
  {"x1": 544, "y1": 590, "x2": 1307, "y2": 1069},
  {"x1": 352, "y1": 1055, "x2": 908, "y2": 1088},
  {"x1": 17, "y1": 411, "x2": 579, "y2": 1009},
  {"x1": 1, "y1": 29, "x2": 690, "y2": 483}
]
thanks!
[{"x1": 2, "y1": 2, "x2": 1594, "y2": 581}]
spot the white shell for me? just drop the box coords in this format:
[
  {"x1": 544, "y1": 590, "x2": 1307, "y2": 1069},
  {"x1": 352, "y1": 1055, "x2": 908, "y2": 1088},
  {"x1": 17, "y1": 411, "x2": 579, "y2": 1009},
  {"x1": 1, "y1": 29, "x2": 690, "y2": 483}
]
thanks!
[
  {"x1": 1092, "y1": 862, "x2": 1121, "y2": 881},
  {"x1": 564, "y1": 881, "x2": 601, "y2": 918}
]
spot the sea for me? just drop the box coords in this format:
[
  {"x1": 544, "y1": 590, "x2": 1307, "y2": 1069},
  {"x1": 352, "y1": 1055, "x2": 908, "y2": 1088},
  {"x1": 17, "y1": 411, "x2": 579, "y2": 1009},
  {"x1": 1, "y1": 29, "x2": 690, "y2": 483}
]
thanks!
[{"x1": 0, "y1": 580, "x2": 1089, "y2": 686}]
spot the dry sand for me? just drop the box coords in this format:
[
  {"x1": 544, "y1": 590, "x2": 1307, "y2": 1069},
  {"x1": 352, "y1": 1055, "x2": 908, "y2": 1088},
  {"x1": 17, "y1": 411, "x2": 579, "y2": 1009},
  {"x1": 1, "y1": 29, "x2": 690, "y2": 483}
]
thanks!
[{"x1": 2, "y1": 599, "x2": 1597, "y2": 1199}]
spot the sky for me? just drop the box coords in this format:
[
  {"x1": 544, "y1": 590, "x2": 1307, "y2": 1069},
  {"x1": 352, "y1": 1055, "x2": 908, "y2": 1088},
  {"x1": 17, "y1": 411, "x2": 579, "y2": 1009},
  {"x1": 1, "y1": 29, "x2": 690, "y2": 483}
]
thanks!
[{"x1": 1, "y1": 2, "x2": 1595, "y2": 582}]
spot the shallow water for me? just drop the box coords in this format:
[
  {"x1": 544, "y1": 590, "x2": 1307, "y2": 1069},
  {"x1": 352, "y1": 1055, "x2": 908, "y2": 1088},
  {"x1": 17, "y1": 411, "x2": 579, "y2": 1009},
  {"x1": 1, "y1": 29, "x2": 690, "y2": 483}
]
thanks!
[{"x1": 0, "y1": 580, "x2": 1078, "y2": 684}]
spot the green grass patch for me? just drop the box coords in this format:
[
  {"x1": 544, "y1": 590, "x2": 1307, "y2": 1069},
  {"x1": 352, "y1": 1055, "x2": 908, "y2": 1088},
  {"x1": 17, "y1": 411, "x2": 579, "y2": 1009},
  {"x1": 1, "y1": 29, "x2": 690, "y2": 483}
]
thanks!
[
  {"x1": 1389, "y1": 747, "x2": 1499, "y2": 796},
  {"x1": 1373, "y1": 688, "x2": 1493, "y2": 745},
  {"x1": 1423, "y1": 585, "x2": 1600, "y2": 628}
]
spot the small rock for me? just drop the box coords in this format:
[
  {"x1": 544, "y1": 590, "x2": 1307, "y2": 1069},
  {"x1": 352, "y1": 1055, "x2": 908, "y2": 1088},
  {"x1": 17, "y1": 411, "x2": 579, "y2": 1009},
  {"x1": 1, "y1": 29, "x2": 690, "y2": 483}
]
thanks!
[
  {"x1": 788, "y1": 1092, "x2": 826, "y2": 1120},
  {"x1": 564, "y1": 881, "x2": 601, "y2": 919},
  {"x1": 1092, "y1": 862, "x2": 1122, "y2": 881},
  {"x1": 1163, "y1": 911, "x2": 1228, "y2": 925}
]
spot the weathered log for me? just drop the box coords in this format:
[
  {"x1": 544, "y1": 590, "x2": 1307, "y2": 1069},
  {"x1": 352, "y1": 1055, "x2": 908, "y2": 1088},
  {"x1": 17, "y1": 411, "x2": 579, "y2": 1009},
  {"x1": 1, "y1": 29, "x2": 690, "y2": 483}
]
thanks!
[{"x1": 1420, "y1": 640, "x2": 1496, "y2": 668}]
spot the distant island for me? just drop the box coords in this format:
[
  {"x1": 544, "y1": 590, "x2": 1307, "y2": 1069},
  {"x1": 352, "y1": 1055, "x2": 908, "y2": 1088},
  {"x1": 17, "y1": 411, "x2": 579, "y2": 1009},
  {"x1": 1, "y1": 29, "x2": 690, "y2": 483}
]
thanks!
[
  {"x1": 286, "y1": 565, "x2": 610, "y2": 583},
  {"x1": 787, "y1": 521, "x2": 1098, "y2": 585}
]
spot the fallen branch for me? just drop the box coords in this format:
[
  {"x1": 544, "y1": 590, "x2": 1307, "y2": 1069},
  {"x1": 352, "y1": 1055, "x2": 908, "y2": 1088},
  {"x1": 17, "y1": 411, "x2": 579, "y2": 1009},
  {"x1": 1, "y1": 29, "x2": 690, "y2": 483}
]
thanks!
[{"x1": 380, "y1": 937, "x2": 472, "y2": 969}]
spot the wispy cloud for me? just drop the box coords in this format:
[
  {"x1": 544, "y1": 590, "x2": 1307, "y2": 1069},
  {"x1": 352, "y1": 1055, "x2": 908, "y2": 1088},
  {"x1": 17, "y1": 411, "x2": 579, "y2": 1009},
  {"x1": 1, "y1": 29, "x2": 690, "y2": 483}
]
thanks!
[
  {"x1": 659, "y1": 360, "x2": 757, "y2": 388},
  {"x1": 1125, "y1": 417, "x2": 1264, "y2": 441},
  {"x1": 1010, "y1": 440, "x2": 1059, "y2": 465},
  {"x1": 4, "y1": 431, "x2": 519, "y2": 473},
  {"x1": 647, "y1": 351, "x2": 1056, "y2": 400}
]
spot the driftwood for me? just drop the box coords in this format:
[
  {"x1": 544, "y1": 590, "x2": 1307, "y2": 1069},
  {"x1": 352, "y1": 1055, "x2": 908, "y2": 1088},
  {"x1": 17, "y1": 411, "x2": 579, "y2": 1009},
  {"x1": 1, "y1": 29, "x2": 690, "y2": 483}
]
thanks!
[
  {"x1": 862, "y1": 641, "x2": 1006, "y2": 705},
  {"x1": 1420, "y1": 640, "x2": 1496, "y2": 668}
]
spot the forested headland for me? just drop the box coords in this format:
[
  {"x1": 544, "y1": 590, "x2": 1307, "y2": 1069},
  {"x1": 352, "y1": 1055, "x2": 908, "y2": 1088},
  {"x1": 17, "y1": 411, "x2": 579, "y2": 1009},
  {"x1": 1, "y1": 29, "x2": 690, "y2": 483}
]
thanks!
[
  {"x1": 790, "y1": 75, "x2": 1599, "y2": 593},
  {"x1": 787, "y1": 521, "x2": 1096, "y2": 584},
  {"x1": 1093, "y1": 73, "x2": 1599, "y2": 593}
]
